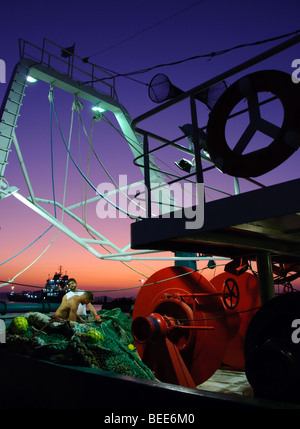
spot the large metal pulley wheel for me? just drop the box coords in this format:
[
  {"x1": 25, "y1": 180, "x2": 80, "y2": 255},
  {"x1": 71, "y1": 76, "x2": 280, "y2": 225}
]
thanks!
[
  {"x1": 222, "y1": 277, "x2": 240, "y2": 310},
  {"x1": 131, "y1": 266, "x2": 228, "y2": 386},
  {"x1": 206, "y1": 70, "x2": 300, "y2": 177}
]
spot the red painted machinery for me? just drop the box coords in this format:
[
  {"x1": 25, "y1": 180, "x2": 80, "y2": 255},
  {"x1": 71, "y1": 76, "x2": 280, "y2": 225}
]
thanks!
[{"x1": 131, "y1": 266, "x2": 260, "y2": 388}]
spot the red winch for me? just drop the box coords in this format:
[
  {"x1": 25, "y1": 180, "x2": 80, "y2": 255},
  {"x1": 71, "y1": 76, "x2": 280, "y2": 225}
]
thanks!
[{"x1": 131, "y1": 266, "x2": 260, "y2": 388}]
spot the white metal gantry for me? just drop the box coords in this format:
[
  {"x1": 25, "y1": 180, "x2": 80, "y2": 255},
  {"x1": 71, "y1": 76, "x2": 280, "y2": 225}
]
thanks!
[{"x1": 0, "y1": 40, "x2": 217, "y2": 265}]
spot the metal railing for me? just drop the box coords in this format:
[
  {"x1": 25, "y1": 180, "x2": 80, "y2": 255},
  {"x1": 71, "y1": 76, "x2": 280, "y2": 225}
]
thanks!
[
  {"x1": 131, "y1": 34, "x2": 300, "y2": 219},
  {"x1": 19, "y1": 38, "x2": 118, "y2": 99}
]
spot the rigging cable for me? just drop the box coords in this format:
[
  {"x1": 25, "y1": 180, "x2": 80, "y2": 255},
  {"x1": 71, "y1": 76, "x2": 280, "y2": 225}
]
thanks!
[
  {"x1": 0, "y1": 225, "x2": 53, "y2": 267},
  {"x1": 0, "y1": 93, "x2": 77, "y2": 285},
  {"x1": 0, "y1": 88, "x2": 60, "y2": 269},
  {"x1": 49, "y1": 86, "x2": 57, "y2": 218},
  {"x1": 50, "y1": 95, "x2": 151, "y2": 278},
  {"x1": 0, "y1": 231, "x2": 60, "y2": 288},
  {"x1": 50, "y1": 97, "x2": 143, "y2": 220},
  {"x1": 85, "y1": 0, "x2": 205, "y2": 60},
  {"x1": 78, "y1": 108, "x2": 146, "y2": 214},
  {"x1": 91, "y1": 28, "x2": 300, "y2": 83},
  {"x1": 75, "y1": 104, "x2": 151, "y2": 278},
  {"x1": 90, "y1": 262, "x2": 228, "y2": 294}
]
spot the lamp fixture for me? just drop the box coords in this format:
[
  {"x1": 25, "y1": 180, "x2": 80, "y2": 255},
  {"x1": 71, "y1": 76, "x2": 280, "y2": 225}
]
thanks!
[
  {"x1": 26, "y1": 76, "x2": 38, "y2": 83},
  {"x1": 174, "y1": 158, "x2": 194, "y2": 173},
  {"x1": 91, "y1": 105, "x2": 106, "y2": 113}
]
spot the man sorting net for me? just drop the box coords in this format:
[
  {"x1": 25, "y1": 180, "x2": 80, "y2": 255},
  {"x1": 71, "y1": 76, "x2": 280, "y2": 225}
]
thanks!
[
  {"x1": 53, "y1": 291, "x2": 95, "y2": 322},
  {"x1": 63, "y1": 278, "x2": 101, "y2": 323}
]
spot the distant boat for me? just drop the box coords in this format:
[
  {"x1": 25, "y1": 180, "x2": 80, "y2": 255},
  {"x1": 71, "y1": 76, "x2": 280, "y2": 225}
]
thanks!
[
  {"x1": 100, "y1": 296, "x2": 135, "y2": 314},
  {"x1": 7, "y1": 266, "x2": 68, "y2": 303}
]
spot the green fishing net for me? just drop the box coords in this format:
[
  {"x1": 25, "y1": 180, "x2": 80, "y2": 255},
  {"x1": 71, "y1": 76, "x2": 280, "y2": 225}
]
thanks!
[{"x1": 5, "y1": 308, "x2": 156, "y2": 382}]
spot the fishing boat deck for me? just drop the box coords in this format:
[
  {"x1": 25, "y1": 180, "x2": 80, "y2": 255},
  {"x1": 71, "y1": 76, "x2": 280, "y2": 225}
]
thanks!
[
  {"x1": 198, "y1": 369, "x2": 252, "y2": 398},
  {"x1": 0, "y1": 349, "x2": 297, "y2": 409},
  {"x1": 131, "y1": 178, "x2": 300, "y2": 264}
]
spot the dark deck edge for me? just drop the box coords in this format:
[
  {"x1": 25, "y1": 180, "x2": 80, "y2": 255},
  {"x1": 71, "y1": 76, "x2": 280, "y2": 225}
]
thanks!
[{"x1": 0, "y1": 350, "x2": 298, "y2": 409}]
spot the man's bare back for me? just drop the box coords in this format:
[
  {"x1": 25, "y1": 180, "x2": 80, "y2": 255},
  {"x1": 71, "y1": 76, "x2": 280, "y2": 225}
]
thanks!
[{"x1": 54, "y1": 292, "x2": 94, "y2": 322}]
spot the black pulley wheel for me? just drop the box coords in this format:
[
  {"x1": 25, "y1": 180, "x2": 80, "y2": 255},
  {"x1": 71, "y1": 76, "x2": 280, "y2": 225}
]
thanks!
[
  {"x1": 206, "y1": 70, "x2": 300, "y2": 178},
  {"x1": 244, "y1": 292, "x2": 300, "y2": 403}
]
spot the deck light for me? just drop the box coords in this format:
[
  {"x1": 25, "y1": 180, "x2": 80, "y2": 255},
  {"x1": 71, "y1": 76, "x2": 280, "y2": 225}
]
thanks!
[
  {"x1": 92, "y1": 105, "x2": 106, "y2": 113},
  {"x1": 27, "y1": 76, "x2": 38, "y2": 83}
]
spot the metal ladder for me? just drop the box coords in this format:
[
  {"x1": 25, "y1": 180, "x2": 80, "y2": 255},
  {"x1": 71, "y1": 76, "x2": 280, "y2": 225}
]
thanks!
[{"x1": 0, "y1": 61, "x2": 29, "y2": 193}]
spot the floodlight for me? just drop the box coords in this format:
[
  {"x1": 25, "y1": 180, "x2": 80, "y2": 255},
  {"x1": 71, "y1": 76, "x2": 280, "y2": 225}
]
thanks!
[
  {"x1": 92, "y1": 105, "x2": 106, "y2": 112},
  {"x1": 27, "y1": 76, "x2": 38, "y2": 83}
]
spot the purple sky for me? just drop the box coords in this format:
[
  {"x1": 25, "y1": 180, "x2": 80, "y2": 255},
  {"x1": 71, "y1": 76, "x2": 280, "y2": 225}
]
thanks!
[{"x1": 0, "y1": 0, "x2": 300, "y2": 294}]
